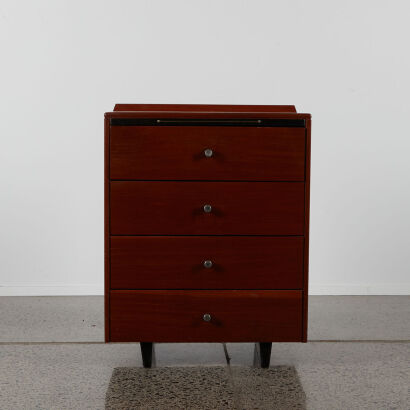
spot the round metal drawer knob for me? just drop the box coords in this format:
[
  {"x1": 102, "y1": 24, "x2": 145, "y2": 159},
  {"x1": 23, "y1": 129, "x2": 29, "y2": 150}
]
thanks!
[
  {"x1": 203, "y1": 204, "x2": 212, "y2": 213},
  {"x1": 203, "y1": 313, "x2": 212, "y2": 322},
  {"x1": 203, "y1": 260, "x2": 213, "y2": 269},
  {"x1": 204, "y1": 148, "x2": 213, "y2": 158}
]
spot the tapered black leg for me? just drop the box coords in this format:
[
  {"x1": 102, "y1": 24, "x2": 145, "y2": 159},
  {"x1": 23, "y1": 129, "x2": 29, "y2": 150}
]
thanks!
[
  {"x1": 253, "y1": 342, "x2": 272, "y2": 368},
  {"x1": 140, "y1": 342, "x2": 155, "y2": 368}
]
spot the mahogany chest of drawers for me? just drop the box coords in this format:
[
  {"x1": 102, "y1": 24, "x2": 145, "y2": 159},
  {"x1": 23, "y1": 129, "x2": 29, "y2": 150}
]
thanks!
[{"x1": 104, "y1": 104, "x2": 311, "y2": 368}]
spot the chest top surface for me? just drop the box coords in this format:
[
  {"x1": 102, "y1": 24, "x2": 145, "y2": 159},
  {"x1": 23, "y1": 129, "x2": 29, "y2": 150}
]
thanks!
[{"x1": 105, "y1": 104, "x2": 311, "y2": 121}]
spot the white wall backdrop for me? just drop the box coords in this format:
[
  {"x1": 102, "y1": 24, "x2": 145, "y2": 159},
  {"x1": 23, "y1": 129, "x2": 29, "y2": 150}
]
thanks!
[{"x1": 1, "y1": 0, "x2": 409, "y2": 295}]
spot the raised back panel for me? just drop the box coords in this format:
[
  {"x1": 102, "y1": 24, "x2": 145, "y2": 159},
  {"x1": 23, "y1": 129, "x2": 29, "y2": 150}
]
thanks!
[{"x1": 113, "y1": 104, "x2": 297, "y2": 112}]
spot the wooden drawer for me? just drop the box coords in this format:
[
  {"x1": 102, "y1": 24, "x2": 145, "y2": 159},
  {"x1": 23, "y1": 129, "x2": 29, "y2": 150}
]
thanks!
[
  {"x1": 110, "y1": 126, "x2": 305, "y2": 181},
  {"x1": 109, "y1": 290, "x2": 303, "y2": 342},
  {"x1": 110, "y1": 236, "x2": 304, "y2": 289},
  {"x1": 110, "y1": 181, "x2": 305, "y2": 235}
]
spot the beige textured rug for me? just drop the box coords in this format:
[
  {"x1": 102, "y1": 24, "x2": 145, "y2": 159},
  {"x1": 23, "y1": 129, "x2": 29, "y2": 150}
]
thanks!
[{"x1": 105, "y1": 366, "x2": 306, "y2": 409}]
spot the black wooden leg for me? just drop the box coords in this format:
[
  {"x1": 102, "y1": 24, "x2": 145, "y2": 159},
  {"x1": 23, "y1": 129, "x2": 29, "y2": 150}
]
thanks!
[
  {"x1": 253, "y1": 342, "x2": 272, "y2": 368},
  {"x1": 140, "y1": 342, "x2": 155, "y2": 368}
]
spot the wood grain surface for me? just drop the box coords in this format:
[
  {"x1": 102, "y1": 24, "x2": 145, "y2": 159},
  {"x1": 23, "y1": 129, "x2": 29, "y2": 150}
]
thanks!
[
  {"x1": 110, "y1": 290, "x2": 303, "y2": 342},
  {"x1": 110, "y1": 236, "x2": 304, "y2": 289}
]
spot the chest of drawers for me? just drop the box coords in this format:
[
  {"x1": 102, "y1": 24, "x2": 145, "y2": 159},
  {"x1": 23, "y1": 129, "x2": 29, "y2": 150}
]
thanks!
[{"x1": 105, "y1": 104, "x2": 311, "y2": 368}]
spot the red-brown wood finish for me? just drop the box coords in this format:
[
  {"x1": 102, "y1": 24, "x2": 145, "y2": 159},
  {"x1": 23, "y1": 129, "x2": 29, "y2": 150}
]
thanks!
[
  {"x1": 110, "y1": 236, "x2": 304, "y2": 290},
  {"x1": 110, "y1": 126, "x2": 305, "y2": 181},
  {"x1": 110, "y1": 290, "x2": 303, "y2": 342},
  {"x1": 302, "y1": 118, "x2": 312, "y2": 342},
  {"x1": 107, "y1": 111, "x2": 310, "y2": 121},
  {"x1": 104, "y1": 104, "x2": 311, "y2": 351},
  {"x1": 104, "y1": 116, "x2": 110, "y2": 341},
  {"x1": 110, "y1": 181, "x2": 305, "y2": 235}
]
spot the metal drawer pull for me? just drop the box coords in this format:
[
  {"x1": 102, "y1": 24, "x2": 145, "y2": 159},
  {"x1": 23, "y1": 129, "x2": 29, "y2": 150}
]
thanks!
[
  {"x1": 204, "y1": 148, "x2": 213, "y2": 158},
  {"x1": 203, "y1": 313, "x2": 212, "y2": 322},
  {"x1": 203, "y1": 260, "x2": 213, "y2": 269},
  {"x1": 203, "y1": 204, "x2": 212, "y2": 213}
]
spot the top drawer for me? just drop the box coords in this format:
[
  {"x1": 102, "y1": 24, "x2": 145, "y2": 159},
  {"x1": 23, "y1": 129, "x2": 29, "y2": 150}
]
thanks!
[{"x1": 110, "y1": 126, "x2": 305, "y2": 181}]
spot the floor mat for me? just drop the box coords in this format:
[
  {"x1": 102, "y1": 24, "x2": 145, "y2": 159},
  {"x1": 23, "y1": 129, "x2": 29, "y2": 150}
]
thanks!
[{"x1": 105, "y1": 365, "x2": 306, "y2": 409}]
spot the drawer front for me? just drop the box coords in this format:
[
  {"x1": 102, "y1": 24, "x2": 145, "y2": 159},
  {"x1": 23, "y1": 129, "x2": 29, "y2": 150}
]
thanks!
[
  {"x1": 110, "y1": 181, "x2": 305, "y2": 235},
  {"x1": 110, "y1": 290, "x2": 303, "y2": 342},
  {"x1": 110, "y1": 236, "x2": 304, "y2": 289},
  {"x1": 110, "y1": 126, "x2": 305, "y2": 181}
]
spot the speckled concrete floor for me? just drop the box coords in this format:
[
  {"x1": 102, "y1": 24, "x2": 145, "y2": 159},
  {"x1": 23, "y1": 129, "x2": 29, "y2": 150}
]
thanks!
[
  {"x1": 0, "y1": 342, "x2": 408, "y2": 409},
  {"x1": 0, "y1": 296, "x2": 409, "y2": 409}
]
